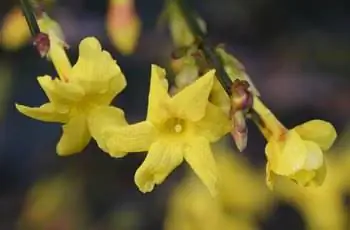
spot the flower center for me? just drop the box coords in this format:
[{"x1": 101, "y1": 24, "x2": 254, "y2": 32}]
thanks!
[
  {"x1": 174, "y1": 123, "x2": 183, "y2": 133},
  {"x1": 163, "y1": 118, "x2": 186, "y2": 135}
]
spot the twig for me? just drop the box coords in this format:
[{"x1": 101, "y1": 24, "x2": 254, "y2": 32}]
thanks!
[
  {"x1": 20, "y1": 0, "x2": 41, "y2": 36},
  {"x1": 20, "y1": 0, "x2": 51, "y2": 57},
  {"x1": 175, "y1": 0, "x2": 232, "y2": 95}
]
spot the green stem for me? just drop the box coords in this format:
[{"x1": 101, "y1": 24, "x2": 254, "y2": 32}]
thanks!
[
  {"x1": 175, "y1": 0, "x2": 232, "y2": 95},
  {"x1": 20, "y1": 0, "x2": 41, "y2": 36}
]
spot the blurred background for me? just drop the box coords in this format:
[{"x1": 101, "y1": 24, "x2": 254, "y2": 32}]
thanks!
[{"x1": 0, "y1": 0, "x2": 350, "y2": 229}]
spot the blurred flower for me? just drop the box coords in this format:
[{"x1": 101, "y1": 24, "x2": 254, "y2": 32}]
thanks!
[
  {"x1": 102, "y1": 65, "x2": 230, "y2": 195},
  {"x1": 165, "y1": 145, "x2": 272, "y2": 230},
  {"x1": 274, "y1": 153, "x2": 349, "y2": 230},
  {"x1": 253, "y1": 98, "x2": 337, "y2": 189},
  {"x1": 106, "y1": 0, "x2": 141, "y2": 55},
  {"x1": 16, "y1": 37, "x2": 127, "y2": 156},
  {"x1": 18, "y1": 173, "x2": 87, "y2": 230},
  {"x1": 108, "y1": 205, "x2": 142, "y2": 230},
  {"x1": 167, "y1": 1, "x2": 195, "y2": 48},
  {"x1": 1, "y1": 6, "x2": 31, "y2": 50}
]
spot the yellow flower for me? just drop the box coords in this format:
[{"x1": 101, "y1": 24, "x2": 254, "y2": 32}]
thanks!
[
  {"x1": 215, "y1": 145, "x2": 272, "y2": 215},
  {"x1": 101, "y1": 65, "x2": 230, "y2": 195},
  {"x1": 18, "y1": 173, "x2": 86, "y2": 230},
  {"x1": 165, "y1": 144, "x2": 272, "y2": 230},
  {"x1": 16, "y1": 37, "x2": 127, "y2": 156},
  {"x1": 106, "y1": 0, "x2": 141, "y2": 55},
  {"x1": 1, "y1": 6, "x2": 31, "y2": 50},
  {"x1": 274, "y1": 153, "x2": 350, "y2": 230},
  {"x1": 253, "y1": 97, "x2": 337, "y2": 188}
]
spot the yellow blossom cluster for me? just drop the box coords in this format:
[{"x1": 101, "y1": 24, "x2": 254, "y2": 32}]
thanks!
[
  {"x1": 15, "y1": 35, "x2": 232, "y2": 195},
  {"x1": 14, "y1": 1, "x2": 338, "y2": 195},
  {"x1": 16, "y1": 32, "x2": 338, "y2": 194},
  {"x1": 252, "y1": 98, "x2": 337, "y2": 189}
]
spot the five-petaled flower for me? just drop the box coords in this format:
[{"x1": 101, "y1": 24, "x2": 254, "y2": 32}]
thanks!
[
  {"x1": 253, "y1": 97, "x2": 337, "y2": 189},
  {"x1": 16, "y1": 37, "x2": 127, "y2": 156},
  {"x1": 97, "y1": 65, "x2": 230, "y2": 195}
]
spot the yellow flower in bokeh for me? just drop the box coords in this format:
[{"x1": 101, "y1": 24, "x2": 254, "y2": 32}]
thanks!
[
  {"x1": 106, "y1": 0, "x2": 141, "y2": 55},
  {"x1": 18, "y1": 173, "x2": 87, "y2": 230},
  {"x1": 165, "y1": 144, "x2": 272, "y2": 230},
  {"x1": 274, "y1": 153, "x2": 349, "y2": 230},
  {"x1": 253, "y1": 97, "x2": 337, "y2": 189},
  {"x1": 16, "y1": 37, "x2": 127, "y2": 156},
  {"x1": 1, "y1": 6, "x2": 31, "y2": 50},
  {"x1": 102, "y1": 65, "x2": 230, "y2": 195}
]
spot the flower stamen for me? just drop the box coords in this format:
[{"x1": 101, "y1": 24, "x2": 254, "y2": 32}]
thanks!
[{"x1": 174, "y1": 123, "x2": 183, "y2": 133}]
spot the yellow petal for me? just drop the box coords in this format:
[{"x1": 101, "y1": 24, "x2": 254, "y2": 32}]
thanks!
[
  {"x1": 87, "y1": 105, "x2": 128, "y2": 157},
  {"x1": 290, "y1": 170, "x2": 316, "y2": 186},
  {"x1": 38, "y1": 76, "x2": 85, "y2": 106},
  {"x1": 56, "y1": 114, "x2": 91, "y2": 156},
  {"x1": 209, "y1": 78, "x2": 230, "y2": 115},
  {"x1": 293, "y1": 119, "x2": 337, "y2": 151},
  {"x1": 48, "y1": 34, "x2": 72, "y2": 81},
  {"x1": 146, "y1": 65, "x2": 171, "y2": 125},
  {"x1": 289, "y1": 140, "x2": 325, "y2": 186},
  {"x1": 266, "y1": 130, "x2": 307, "y2": 176},
  {"x1": 253, "y1": 97, "x2": 286, "y2": 139},
  {"x1": 171, "y1": 70, "x2": 215, "y2": 122},
  {"x1": 1, "y1": 7, "x2": 31, "y2": 50},
  {"x1": 303, "y1": 140, "x2": 324, "y2": 170},
  {"x1": 266, "y1": 130, "x2": 324, "y2": 185},
  {"x1": 134, "y1": 140, "x2": 184, "y2": 193},
  {"x1": 70, "y1": 37, "x2": 126, "y2": 103},
  {"x1": 15, "y1": 103, "x2": 69, "y2": 123},
  {"x1": 184, "y1": 137, "x2": 217, "y2": 196},
  {"x1": 264, "y1": 139, "x2": 280, "y2": 171},
  {"x1": 105, "y1": 121, "x2": 157, "y2": 155},
  {"x1": 311, "y1": 159, "x2": 327, "y2": 186},
  {"x1": 193, "y1": 103, "x2": 231, "y2": 142}
]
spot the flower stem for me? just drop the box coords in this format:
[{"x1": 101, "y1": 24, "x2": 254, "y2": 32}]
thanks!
[
  {"x1": 252, "y1": 96, "x2": 287, "y2": 139},
  {"x1": 20, "y1": 0, "x2": 41, "y2": 36},
  {"x1": 174, "y1": 0, "x2": 288, "y2": 142},
  {"x1": 175, "y1": 0, "x2": 232, "y2": 95},
  {"x1": 20, "y1": 0, "x2": 51, "y2": 58}
]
